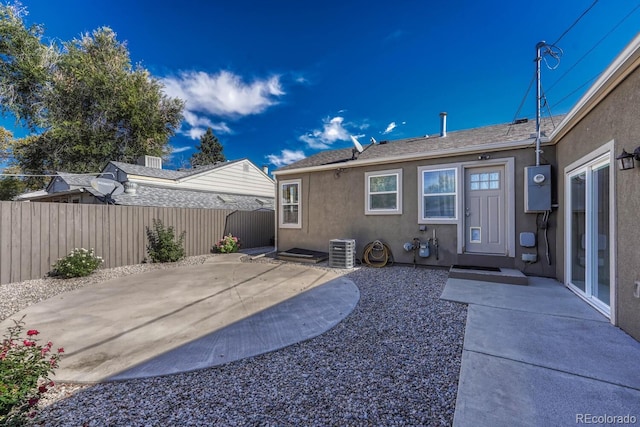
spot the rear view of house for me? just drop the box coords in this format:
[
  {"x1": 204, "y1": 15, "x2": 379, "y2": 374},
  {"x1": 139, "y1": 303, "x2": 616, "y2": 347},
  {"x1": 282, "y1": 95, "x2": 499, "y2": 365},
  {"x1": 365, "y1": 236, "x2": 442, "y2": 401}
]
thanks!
[{"x1": 274, "y1": 33, "x2": 640, "y2": 342}]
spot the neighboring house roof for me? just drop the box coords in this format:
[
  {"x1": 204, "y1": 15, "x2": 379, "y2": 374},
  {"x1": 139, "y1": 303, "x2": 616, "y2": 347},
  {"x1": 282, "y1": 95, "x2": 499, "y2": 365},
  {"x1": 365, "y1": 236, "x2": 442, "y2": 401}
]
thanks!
[
  {"x1": 112, "y1": 184, "x2": 273, "y2": 210},
  {"x1": 42, "y1": 173, "x2": 101, "y2": 196},
  {"x1": 275, "y1": 115, "x2": 563, "y2": 174},
  {"x1": 108, "y1": 159, "x2": 246, "y2": 181},
  {"x1": 16, "y1": 158, "x2": 275, "y2": 210},
  {"x1": 55, "y1": 172, "x2": 95, "y2": 188}
]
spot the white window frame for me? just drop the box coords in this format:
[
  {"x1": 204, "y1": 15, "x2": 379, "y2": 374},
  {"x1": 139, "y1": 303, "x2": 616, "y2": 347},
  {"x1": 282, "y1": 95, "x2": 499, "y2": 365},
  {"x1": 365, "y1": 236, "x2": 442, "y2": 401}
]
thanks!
[
  {"x1": 564, "y1": 141, "x2": 615, "y2": 322},
  {"x1": 365, "y1": 169, "x2": 403, "y2": 215},
  {"x1": 418, "y1": 166, "x2": 459, "y2": 223},
  {"x1": 279, "y1": 179, "x2": 302, "y2": 228}
]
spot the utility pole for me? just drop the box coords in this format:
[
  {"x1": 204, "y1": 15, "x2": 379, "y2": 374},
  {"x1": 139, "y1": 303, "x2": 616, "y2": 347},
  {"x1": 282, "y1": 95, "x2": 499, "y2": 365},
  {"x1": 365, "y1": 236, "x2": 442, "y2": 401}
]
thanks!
[{"x1": 535, "y1": 41, "x2": 546, "y2": 167}]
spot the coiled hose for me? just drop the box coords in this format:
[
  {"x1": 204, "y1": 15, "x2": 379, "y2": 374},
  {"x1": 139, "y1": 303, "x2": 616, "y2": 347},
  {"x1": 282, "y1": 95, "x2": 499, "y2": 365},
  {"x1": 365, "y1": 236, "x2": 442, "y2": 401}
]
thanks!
[{"x1": 362, "y1": 240, "x2": 394, "y2": 268}]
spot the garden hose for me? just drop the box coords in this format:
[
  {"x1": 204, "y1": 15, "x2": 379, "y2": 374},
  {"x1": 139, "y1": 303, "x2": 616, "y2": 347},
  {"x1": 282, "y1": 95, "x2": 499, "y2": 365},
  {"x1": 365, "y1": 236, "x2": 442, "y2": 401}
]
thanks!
[{"x1": 362, "y1": 240, "x2": 394, "y2": 268}]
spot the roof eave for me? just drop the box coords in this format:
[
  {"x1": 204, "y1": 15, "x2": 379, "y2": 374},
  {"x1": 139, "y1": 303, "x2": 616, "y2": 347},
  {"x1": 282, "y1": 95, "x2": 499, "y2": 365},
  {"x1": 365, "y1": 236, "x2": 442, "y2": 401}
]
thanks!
[
  {"x1": 18, "y1": 188, "x2": 86, "y2": 201},
  {"x1": 273, "y1": 137, "x2": 546, "y2": 176}
]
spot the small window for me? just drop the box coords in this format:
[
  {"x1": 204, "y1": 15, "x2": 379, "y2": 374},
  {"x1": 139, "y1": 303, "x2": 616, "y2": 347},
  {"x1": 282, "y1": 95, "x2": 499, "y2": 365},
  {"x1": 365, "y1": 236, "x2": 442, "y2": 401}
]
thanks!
[
  {"x1": 279, "y1": 179, "x2": 301, "y2": 228},
  {"x1": 365, "y1": 169, "x2": 402, "y2": 215},
  {"x1": 419, "y1": 167, "x2": 458, "y2": 221},
  {"x1": 470, "y1": 172, "x2": 500, "y2": 190}
]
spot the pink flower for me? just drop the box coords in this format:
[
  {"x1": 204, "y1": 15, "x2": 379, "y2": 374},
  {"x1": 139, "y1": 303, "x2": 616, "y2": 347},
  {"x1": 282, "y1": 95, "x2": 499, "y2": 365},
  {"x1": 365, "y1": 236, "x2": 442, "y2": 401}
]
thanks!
[
  {"x1": 28, "y1": 397, "x2": 39, "y2": 407},
  {"x1": 27, "y1": 329, "x2": 39, "y2": 336},
  {"x1": 57, "y1": 347, "x2": 64, "y2": 353},
  {"x1": 38, "y1": 385, "x2": 48, "y2": 393},
  {"x1": 23, "y1": 340, "x2": 35, "y2": 347}
]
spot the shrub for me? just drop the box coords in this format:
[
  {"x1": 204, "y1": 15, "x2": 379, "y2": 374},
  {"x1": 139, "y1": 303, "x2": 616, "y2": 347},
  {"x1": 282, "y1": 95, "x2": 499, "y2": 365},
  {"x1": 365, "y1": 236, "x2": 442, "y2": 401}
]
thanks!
[
  {"x1": 0, "y1": 317, "x2": 64, "y2": 425},
  {"x1": 145, "y1": 219, "x2": 186, "y2": 263},
  {"x1": 213, "y1": 234, "x2": 241, "y2": 253},
  {"x1": 50, "y1": 248, "x2": 103, "y2": 278}
]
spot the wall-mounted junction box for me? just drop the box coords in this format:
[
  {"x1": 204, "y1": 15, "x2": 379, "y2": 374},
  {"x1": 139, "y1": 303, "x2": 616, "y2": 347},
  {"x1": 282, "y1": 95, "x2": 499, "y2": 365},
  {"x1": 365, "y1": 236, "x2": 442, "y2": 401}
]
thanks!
[{"x1": 524, "y1": 165, "x2": 552, "y2": 213}]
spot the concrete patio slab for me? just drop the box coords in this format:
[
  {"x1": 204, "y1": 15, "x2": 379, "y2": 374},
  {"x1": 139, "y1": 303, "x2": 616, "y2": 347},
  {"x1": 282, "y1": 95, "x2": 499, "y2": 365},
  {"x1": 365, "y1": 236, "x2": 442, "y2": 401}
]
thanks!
[
  {"x1": 441, "y1": 276, "x2": 606, "y2": 321},
  {"x1": 0, "y1": 254, "x2": 359, "y2": 383},
  {"x1": 464, "y1": 305, "x2": 640, "y2": 389},
  {"x1": 442, "y1": 275, "x2": 640, "y2": 426},
  {"x1": 455, "y1": 351, "x2": 640, "y2": 427}
]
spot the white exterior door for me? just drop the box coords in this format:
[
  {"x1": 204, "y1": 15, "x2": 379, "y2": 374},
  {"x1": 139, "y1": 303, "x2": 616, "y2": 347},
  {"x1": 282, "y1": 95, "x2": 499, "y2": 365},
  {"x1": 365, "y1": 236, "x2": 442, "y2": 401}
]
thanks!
[
  {"x1": 566, "y1": 154, "x2": 612, "y2": 317},
  {"x1": 464, "y1": 166, "x2": 506, "y2": 254}
]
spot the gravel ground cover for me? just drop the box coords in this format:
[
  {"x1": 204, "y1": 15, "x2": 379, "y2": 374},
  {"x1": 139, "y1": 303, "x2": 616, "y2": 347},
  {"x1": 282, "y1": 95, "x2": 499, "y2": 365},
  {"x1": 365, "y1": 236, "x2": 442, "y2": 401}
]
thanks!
[{"x1": 2, "y1": 257, "x2": 467, "y2": 426}]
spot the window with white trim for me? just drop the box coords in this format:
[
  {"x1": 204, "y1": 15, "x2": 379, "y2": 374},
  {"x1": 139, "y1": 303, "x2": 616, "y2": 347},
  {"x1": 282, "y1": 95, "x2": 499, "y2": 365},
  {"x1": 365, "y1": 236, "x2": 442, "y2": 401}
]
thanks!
[
  {"x1": 365, "y1": 169, "x2": 402, "y2": 214},
  {"x1": 419, "y1": 167, "x2": 457, "y2": 220},
  {"x1": 279, "y1": 179, "x2": 301, "y2": 228}
]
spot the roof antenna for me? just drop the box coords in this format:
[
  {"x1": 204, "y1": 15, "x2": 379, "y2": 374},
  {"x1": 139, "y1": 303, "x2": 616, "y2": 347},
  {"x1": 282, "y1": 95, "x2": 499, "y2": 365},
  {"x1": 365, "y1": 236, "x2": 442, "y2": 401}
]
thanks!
[{"x1": 350, "y1": 136, "x2": 375, "y2": 160}]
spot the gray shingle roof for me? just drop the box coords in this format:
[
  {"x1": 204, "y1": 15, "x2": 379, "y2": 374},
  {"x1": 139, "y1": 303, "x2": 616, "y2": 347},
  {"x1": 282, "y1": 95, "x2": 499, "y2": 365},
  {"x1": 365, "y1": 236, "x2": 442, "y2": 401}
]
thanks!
[
  {"x1": 276, "y1": 116, "x2": 563, "y2": 172},
  {"x1": 109, "y1": 159, "x2": 244, "y2": 180},
  {"x1": 56, "y1": 172, "x2": 96, "y2": 188},
  {"x1": 113, "y1": 184, "x2": 274, "y2": 210}
]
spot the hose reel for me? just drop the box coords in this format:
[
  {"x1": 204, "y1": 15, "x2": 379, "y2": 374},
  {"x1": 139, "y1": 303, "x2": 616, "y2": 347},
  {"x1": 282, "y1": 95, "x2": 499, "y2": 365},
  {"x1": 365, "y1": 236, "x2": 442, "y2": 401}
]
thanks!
[{"x1": 362, "y1": 240, "x2": 394, "y2": 268}]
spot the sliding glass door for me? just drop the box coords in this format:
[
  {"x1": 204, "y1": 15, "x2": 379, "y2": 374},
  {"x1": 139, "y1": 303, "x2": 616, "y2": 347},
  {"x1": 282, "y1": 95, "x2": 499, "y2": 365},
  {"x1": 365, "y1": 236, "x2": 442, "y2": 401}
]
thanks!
[{"x1": 566, "y1": 155, "x2": 611, "y2": 315}]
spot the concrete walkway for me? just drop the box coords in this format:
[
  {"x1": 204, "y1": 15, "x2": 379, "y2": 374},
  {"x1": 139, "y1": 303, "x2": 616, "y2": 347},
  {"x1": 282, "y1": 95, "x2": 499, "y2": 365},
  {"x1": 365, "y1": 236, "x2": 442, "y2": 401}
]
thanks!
[
  {"x1": 0, "y1": 254, "x2": 359, "y2": 383},
  {"x1": 442, "y1": 276, "x2": 640, "y2": 427}
]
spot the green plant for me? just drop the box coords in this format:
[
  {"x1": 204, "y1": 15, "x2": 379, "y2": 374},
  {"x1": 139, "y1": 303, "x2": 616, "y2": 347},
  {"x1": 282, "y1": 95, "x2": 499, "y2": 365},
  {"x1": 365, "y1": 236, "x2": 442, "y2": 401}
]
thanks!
[
  {"x1": 145, "y1": 219, "x2": 186, "y2": 263},
  {"x1": 0, "y1": 317, "x2": 64, "y2": 425},
  {"x1": 50, "y1": 248, "x2": 103, "y2": 278},
  {"x1": 213, "y1": 234, "x2": 241, "y2": 253}
]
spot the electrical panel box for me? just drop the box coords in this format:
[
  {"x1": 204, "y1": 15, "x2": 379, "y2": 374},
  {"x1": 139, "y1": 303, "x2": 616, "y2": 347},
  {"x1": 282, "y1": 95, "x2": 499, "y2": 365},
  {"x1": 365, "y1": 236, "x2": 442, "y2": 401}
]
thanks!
[{"x1": 524, "y1": 165, "x2": 552, "y2": 213}]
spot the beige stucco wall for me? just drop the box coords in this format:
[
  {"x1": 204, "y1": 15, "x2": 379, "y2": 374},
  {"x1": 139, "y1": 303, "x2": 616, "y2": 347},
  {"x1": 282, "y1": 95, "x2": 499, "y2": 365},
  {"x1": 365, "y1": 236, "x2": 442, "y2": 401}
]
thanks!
[
  {"x1": 277, "y1": 145, "x2": 557, "y2": 277},
  {"x1": 555, "y1": 66, "x2": 640, "y2": 341}
]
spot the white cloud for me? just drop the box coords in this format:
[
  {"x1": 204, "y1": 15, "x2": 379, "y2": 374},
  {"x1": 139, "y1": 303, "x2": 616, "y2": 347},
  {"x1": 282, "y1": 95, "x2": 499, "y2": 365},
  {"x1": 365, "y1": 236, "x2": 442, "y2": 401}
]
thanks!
[
  {"x1": 383, "y1": 122, "x2": 397, "y2": 134},
  {"x1": 181, "y1": 111, "x2": 232, "y2": 140},
  {"x1": 299, "y1": 116, "x2": 350, "y2": 149},
  {"x1": 267, "y1": 149, "x2": 306, "y2": 167},
  {"x1": 163, "y1": 70, "x2": 284, "y2": 117},
  {"x1": 162, "y1": 70, "x2": 284, "y2": 139},
  {"x1": 171, "y1": 146, "x2": 192, "y2": 154}
]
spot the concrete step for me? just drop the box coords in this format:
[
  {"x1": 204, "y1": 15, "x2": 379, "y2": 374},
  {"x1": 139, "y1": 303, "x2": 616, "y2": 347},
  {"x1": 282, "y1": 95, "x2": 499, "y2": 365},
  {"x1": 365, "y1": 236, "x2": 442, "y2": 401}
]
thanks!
[{"x1": 448, "y1": 265, "x2": 528, "y2": 286}]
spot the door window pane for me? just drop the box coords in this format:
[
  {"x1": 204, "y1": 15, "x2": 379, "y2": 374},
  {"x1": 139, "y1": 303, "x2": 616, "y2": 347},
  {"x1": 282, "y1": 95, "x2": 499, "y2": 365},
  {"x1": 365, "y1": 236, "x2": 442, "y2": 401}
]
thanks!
[
  {"x1": 592, "y1": 164, "x2": 610, "y2": 305},
  {"x1": 470, "y1": 172, "x2": 500, "y2": 191},
  {"x1": 570, "y1": 173, "x2": 586, "y2": 292}
]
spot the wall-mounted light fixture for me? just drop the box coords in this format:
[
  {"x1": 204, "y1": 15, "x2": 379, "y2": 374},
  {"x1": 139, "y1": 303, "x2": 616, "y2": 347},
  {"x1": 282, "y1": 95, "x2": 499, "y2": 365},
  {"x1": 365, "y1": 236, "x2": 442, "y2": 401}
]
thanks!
[{"x1": 617, "y1": 148, "x2": 640, "y2": 171}]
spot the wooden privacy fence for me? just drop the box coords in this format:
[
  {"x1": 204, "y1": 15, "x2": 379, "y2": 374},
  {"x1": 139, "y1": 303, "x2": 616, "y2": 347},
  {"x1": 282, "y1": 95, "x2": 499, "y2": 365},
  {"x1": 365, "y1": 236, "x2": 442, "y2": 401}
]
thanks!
[{"x1": 0, "y1": 202, "x2": 274, "y2": 285}]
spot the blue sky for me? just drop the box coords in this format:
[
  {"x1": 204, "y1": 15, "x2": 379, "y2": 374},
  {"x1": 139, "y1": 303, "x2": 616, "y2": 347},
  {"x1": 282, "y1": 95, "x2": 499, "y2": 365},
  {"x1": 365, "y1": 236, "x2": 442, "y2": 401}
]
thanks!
[{"x1": 4, "y1": 1, "x2": 640, "y2": 170}]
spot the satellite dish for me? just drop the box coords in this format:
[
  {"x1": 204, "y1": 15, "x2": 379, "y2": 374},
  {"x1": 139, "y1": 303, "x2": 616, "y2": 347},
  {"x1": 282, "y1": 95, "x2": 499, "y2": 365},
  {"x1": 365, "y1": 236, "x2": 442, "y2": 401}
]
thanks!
[
  {"x1": 91, "y1": 178, "x2": 124, "y2": 196},
  {"x1": 350, "y1": 135, "x2": 364, "y2": 153},
  {"x1": 370, "y1": 137, "x2": 377, "y2": 144}
]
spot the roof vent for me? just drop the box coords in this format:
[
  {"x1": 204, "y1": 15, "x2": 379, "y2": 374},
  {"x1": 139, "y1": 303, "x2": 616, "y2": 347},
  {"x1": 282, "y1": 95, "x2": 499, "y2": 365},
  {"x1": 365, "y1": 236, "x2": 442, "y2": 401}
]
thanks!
[
  {"x1": 137, "y1": 155, "x2": 162, "y2": 169},
  {"x1": 440, "y1": 112, "x2": 447, "y2": 137},
  {"x1": 123, "y1": 182, "x2": 138, "y2": 195}
]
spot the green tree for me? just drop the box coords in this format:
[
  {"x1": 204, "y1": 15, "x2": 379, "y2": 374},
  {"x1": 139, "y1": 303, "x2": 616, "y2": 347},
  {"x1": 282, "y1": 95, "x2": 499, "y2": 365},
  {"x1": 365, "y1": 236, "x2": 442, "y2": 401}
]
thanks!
[
  {"x1": 0, "y1": 4, "x2": 184, "y2": 176},
  {"x1": 190, "y1": 127, "x2": 226, "y2": 167},
  {"x1": 0, "y1": 3, "x2": 55, "y2": 129}
]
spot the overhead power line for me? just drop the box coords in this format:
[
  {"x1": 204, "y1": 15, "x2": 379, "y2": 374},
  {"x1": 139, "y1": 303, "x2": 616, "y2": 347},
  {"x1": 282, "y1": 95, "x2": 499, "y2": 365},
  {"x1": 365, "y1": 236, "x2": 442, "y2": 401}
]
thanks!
[
  {"x1": 547, "y1": 2, "x2": 640, "y2": 95},
  {"x1": 552, "y1": 0, "x2": 599, "y2": 46}
]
